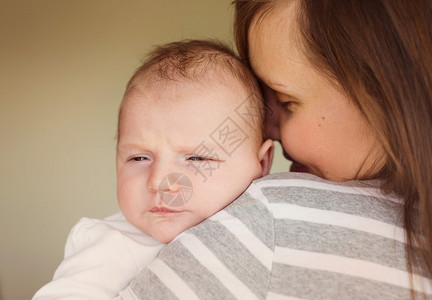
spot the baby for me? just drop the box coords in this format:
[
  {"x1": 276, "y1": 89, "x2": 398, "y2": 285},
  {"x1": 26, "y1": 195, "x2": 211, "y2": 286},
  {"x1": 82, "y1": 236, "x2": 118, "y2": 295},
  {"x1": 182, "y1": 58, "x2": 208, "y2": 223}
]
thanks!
[{"x1": 33, "y1": 39, "x2": 273, "y2": 299}]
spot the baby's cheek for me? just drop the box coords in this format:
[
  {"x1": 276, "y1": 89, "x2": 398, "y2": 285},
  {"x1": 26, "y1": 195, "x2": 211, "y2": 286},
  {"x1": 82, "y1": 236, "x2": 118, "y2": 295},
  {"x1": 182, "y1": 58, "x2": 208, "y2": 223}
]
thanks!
[
  {"x1": 198, "y1": 185, "x2": 232, "y2": 213},
  {"x1": 117, "y1": 189, "x2": 133, "y2": 216},
  {"x1": 117, "y1": 176, "x2": 144, "y2": 212}
]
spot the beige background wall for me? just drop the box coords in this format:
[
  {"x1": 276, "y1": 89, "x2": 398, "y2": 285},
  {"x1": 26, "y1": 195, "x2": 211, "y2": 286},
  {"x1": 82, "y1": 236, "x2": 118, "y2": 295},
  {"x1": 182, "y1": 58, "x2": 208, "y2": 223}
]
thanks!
[{"x1": 0, "y1": 1, "x2": 291, "y2": 299}]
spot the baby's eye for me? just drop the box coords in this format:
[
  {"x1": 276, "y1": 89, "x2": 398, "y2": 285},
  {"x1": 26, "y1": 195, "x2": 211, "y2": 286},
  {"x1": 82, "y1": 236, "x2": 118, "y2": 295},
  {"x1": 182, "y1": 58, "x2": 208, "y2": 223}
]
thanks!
[
  {"x1": 132, "y1": 156, "x2": 149, "y2": 162},
  {"x1": 188, "y1": 156, "x2": 208, "y2": 161}
]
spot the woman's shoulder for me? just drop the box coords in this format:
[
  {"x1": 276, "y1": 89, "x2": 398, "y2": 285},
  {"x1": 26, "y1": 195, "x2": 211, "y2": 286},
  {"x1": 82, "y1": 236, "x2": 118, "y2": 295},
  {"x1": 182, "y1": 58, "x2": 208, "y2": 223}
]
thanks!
[
  {"x1": 253, "y1": 172, "x2": 394, "y2": 200},
  {"x1": 249, "y1": 175, "x2": 424, "y2": 298},
  {"x1": 255, "y1": 171, "x2": 377, "y2": 187},
  {"x1": 251, "y1": 172, "x2": 402, "y2": 226}
]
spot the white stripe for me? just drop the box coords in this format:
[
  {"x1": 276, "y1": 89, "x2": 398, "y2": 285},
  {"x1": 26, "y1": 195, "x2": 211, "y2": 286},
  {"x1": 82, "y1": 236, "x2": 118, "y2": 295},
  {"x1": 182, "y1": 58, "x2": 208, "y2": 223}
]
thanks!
[
  {"x1": 148, "y1": 258, "x2": 200, "y2": 300},
  {"x1": 248, "y1": 182, "x2": 270, "y2": 207},
  {"x1": 217, "y1": 212, "x2": 273, "y2": 270},
  {"x1": 180, "y1": 233, "x2": 259, "y2": 300},
  {"x1": 257, "y1": 179, "x2": 400, "y2": 203},
  {"x1": 210, "y1": 204, "x2": 272, "y2": 270},
  {"x1": 209, "y1": 209, "x2": 233, "y2": 221},
  {"x1": 267, "y1": 291, "x2": 303, "y2": 300},
  {"x1": 274, "y1": 247, "x2": 432, "y2": 294},
  {"x1": 271, "y1": 203, "x2": 405, "y2": 243}
]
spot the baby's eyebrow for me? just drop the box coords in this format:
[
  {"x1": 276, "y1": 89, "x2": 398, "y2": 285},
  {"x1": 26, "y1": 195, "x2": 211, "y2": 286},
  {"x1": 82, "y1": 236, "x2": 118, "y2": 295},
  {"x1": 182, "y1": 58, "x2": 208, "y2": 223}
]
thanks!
[
  {"x1": 188, "y1": 140, "x2": 241, "y2": 159},
  {"x1": 117, "y1": 142, "x2": 145, "y2": 152}
]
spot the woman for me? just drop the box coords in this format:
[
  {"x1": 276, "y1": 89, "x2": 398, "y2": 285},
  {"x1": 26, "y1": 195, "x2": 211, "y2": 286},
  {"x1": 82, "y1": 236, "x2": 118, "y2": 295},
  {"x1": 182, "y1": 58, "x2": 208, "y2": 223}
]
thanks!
[
  {"x1": 234, "y1": 0, "x2": 431, "y2": 297},
  {"x1": 119, "y1": 1, "x2": 432, "y2": 299}
]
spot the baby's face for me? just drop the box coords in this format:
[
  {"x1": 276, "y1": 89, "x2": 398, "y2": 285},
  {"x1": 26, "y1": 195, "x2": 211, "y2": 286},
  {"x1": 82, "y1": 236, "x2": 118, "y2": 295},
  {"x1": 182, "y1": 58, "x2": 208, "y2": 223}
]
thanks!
[{"x1": 116, "y1": 79, "x2": 270, "y2": 243}]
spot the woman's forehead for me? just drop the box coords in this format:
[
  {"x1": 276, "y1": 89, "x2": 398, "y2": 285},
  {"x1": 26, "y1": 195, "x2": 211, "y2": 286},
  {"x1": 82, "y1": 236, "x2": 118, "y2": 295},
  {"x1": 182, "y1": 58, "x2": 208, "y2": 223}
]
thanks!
[
  {"x1": 248, "y1": 0, "x2": 302, "y2": 49},
  {"x1": 248, "y1": 2, "x2": 306, "y2": 86}
]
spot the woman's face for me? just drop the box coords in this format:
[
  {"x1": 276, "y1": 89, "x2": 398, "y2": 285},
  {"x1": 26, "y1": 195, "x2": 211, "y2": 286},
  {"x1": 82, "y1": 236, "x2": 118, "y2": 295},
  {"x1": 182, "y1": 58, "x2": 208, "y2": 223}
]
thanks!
[{"x1": 248, "y1": 1, "x2": 383, "y2": 181}]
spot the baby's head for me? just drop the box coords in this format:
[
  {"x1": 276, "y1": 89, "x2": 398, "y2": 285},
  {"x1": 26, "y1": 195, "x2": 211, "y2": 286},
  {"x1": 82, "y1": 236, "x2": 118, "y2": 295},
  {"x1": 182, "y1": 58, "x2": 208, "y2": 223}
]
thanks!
[{"x1": 116, "y1": 40, "x2": 273, "y2": 243}]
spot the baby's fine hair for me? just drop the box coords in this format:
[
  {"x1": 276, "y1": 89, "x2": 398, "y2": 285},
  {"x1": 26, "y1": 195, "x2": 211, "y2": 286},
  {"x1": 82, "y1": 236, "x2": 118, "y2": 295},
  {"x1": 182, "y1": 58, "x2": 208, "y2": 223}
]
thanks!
[
  {"x1": 119, "y1": 39, "x2": 265, "y2": 143},
  {"x1": 125, "y1": 39, "x2": 261, "y2": 100}
]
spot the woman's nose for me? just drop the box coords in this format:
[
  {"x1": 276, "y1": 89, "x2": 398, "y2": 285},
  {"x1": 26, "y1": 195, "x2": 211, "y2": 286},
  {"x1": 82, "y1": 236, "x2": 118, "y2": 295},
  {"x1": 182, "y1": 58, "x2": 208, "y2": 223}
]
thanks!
[
  {"x1": 263, "y1": 86, "x2": 281, "y2": 141},
  {"x1": 265, "y1": 115, "x2": 281, "y2": 141}
]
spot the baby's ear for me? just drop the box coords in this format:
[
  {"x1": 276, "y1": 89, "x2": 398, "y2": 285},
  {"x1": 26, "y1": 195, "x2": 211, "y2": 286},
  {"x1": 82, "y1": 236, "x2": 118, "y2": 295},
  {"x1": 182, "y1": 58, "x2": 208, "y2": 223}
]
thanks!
[{"x1": 258, "y1": 139, "x2": 274, "y2": 176}]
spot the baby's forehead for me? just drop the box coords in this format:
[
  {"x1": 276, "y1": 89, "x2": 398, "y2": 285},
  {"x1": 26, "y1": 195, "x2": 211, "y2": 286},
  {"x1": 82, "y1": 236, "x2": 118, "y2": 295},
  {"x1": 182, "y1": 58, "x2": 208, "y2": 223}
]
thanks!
[{"x1": 120, "y1": 78, "x2": 263, "y2": 147}]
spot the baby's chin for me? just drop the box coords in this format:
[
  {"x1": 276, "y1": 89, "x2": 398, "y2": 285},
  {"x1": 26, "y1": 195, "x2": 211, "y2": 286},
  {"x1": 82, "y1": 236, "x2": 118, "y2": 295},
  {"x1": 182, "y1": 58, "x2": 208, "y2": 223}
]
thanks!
[
  {"x1": 149, "y1": 227, "x2": 185, "y2": 244},
  {"x1": 153, "y1": 235, "x2": 174, "y2": 244}
]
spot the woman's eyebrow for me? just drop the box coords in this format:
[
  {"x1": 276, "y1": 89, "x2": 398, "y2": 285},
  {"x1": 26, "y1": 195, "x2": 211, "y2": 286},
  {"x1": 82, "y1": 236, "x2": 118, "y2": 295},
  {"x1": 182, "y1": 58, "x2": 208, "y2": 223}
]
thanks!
[
  {"x1": 262, "y1": 78, "x2": 296, "y2": 95},
  {"x1": 269, "y1": 80, "x2": 290, "y2": 89},
  {"x1": 257, "y1": 74, "x2": 289, "y2": 90}
]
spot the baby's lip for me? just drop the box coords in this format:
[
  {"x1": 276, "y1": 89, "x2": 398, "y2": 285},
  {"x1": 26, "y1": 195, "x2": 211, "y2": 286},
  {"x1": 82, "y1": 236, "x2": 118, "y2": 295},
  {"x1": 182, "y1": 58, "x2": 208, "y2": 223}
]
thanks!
[{"x1": 150, "y1": 206, "x2": 182, "y2": 215}]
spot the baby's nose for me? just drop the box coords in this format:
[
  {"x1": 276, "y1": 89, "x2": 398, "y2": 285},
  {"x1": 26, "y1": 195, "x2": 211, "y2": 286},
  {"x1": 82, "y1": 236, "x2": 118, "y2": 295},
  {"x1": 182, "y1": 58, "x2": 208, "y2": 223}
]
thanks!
[
  {"x1": 158, "y1": 175, "x2": 181, "y2": 192},
  {"x1": 147, "y1": 160, "x2": 175, "y2": 192},
  {"x1": 156, "y1": 173, "x2": 193, "y2": 208}
]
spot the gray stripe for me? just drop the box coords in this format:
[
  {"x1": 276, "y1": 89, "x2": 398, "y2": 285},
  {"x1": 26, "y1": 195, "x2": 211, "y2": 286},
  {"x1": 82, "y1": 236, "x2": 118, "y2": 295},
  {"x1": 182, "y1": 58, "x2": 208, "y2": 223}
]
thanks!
[
  {"x1": 224, "y1": 191, "x2": 274, "y2": 249},
  {"x1": 130, "y1": 268, "x2": 179, "y2": 300},
  {"x1": 188, "y1": 221, "x2": 270, "y2": 299},
  {"x1": 157, "y1": 240, "x2": 236, "y2": 299},
  {"x1": 275, "y1": 219, "x2": 407, "y2": 271},
  {"x1": 263, "y1": 186, "x2": 401, "y2": 225},
  {"x1": 256, "y1": 172, "x2": 383, "y2": 189},
  {"x1": 270, "y1": 263, "x2": 422, "y2": 300}
]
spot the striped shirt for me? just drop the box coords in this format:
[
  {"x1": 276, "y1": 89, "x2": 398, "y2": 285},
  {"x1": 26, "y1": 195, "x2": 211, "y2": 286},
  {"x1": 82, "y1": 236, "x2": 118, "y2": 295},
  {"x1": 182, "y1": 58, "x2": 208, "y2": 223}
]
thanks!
[{"x1": 120, "y1": 172, "x2": 432, "y2": 299}]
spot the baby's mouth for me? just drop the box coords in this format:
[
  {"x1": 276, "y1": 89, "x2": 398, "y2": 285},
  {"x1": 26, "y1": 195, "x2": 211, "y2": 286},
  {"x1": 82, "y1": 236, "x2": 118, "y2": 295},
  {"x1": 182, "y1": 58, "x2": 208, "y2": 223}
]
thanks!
[{"x1": 150, "y1": 207, "x2": 182, "y2": 215}]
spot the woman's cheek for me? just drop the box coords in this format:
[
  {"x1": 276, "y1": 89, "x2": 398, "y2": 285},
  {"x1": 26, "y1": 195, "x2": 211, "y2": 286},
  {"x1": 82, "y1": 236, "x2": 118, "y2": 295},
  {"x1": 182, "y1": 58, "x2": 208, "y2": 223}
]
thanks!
[
  {"x1": 279, "y1": 116, "x2": 314, "y2": 162},
  {"x1": 279, "y1": 115, "x2": 296, "y2": 151}
]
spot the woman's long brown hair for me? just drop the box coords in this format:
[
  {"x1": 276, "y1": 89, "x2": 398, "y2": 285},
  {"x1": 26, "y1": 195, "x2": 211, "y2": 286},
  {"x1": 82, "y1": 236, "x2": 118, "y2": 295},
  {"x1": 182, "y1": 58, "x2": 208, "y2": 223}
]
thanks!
[{"x1": 234, "y1": 0, "x2": 432, "y2": 297}]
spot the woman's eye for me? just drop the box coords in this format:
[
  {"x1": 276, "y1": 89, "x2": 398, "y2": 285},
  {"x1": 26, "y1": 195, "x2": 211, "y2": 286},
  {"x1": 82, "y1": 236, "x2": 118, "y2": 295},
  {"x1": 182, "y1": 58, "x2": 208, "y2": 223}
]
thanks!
[
  {"x1": 275, "y1": 93, "x2": 296, "y2": 112},
  {"x1": 279, "y1": 101, "x2": 293, "y2": 111}
]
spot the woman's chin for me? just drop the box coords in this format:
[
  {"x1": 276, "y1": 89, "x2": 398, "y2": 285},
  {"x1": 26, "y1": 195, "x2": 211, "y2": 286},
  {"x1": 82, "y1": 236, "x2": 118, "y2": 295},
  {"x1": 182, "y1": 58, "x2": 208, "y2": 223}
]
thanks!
[
  {"x1": 289, "y1": 161, "x2": 309, "y2": 173},
  {"x1": 281, "y1": 149, "x2": 310, "y2": 173}
]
